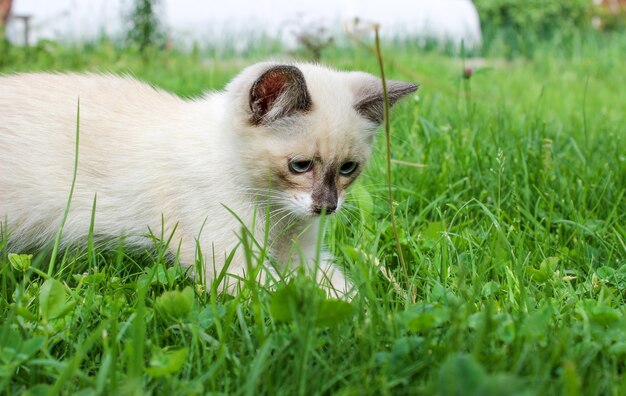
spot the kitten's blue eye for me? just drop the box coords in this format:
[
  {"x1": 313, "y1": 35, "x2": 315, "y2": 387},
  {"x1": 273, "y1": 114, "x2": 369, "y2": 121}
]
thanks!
[
  {"x1": 289, "y1": 160, "x2": 313, "y2": 174},
  {"x1": 339, "y1": 161, "x2": 358, "y2": 176}
]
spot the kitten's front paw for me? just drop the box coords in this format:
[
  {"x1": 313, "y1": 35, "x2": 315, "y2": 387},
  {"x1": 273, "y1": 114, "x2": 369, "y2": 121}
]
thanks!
[{"x1": 316, "y1": 264, "x2": 355, "y2": 300}]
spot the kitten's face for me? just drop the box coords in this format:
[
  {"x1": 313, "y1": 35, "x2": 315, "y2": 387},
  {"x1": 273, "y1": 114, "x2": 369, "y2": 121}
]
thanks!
[
  {"x1": 278, "y1": 151, "x2": 362, "y2": 216},
  {"x1": 264, "y1": 116, "x2": 371, "y2": 217},
  {"x1": 228, "y1": 63, "x2": 417, "y2": 218}
]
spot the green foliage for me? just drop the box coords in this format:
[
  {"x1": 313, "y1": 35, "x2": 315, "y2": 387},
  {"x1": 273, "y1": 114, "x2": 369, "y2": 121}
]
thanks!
[
  {"x1": 1, "y1": 30, "x2": 625, "y2": 394},
  {"x1": 269, "y1": 282, "x2": 354, "y2": 327},
  {"x1": 474, "y1": 0, "x2": 594, "y2": 56},
  {"x1": 8, "y1": 253, "x2": 31, "y2": 272},
  {"x1": 145, "y1": 348, "x2": 189, "y2": 378},
  {"x1": 155, "y1": 287, "x2": 194, "y2": 321},
  {"x1": 593, "y1": 3, "x2": 626, "y2": 31},
  {"x1": 437, "y1": 353, "x2": 525, "y2": 396},
  {"x1": 475, "y1": 0, "x2": 592, "y2": 34},
  {"x1": 125, "y1": 0, "x2": 166, "y2": 53},
  {"x1": 38, "y1": 279, "x2": 76, "y2": 322}
]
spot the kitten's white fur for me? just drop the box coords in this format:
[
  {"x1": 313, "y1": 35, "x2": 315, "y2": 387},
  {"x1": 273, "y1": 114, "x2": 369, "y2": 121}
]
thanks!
[{"x1": 0, "y1": 62, "x2": 416, "y2": 297}]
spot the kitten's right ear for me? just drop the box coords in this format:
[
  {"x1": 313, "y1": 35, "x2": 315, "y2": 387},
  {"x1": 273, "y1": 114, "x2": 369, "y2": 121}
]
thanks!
[
  {"x1": 351, "y1": 73, "x2": 419, "y2": 124},
  {"x1": 249, "y1": 65, "x2": 312, "y2": 125}
]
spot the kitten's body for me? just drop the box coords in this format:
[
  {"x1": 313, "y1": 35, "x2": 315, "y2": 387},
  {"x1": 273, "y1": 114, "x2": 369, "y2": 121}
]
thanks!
[{"x1": 0, "y1": 63, "x2": 416, "y2": 296}]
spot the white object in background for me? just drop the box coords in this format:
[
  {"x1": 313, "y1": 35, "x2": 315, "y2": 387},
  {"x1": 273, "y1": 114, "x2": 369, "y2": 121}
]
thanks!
[{"x1": 5, "y1": 0, "x2": 481, "y2": 48}]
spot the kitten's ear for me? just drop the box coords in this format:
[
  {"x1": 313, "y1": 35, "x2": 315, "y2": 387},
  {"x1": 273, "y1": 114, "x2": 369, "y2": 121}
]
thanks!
[
  {"x1": 249, "y1": 65, "x2": 312, "y2": 125},
  {"x1": 353, "y1": 76, "x2": 419, "y2": 124}
]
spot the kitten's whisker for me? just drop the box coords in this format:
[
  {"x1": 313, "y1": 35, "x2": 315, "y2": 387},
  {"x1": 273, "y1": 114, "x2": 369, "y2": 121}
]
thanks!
[
  {"x1": 268, "y1": 211, "x2": 290, "y2": 223},
  {"x1": 267, "y1": 207, "x2": 298, "y2": 224},
  {"x1": 337, "y1": 210, "x2": 357, "y2": 230},
  {"x1": 268, "y1": 211, "x2": 298, "y2": 238},
  {"x1": 241, "y1": 187, "x2": 290, "y2": 196},
  {"x1": 231, "y1": 187, "x2": 289, "y2": 200}
]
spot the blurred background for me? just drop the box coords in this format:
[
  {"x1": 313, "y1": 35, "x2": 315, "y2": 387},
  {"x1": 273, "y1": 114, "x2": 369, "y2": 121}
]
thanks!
[
  {"x1": 1, "y1": 0, "x2": 624, "y2": 59},
  {"x1": 1, "y1": 0, "x2": 482, "y2": 46}
]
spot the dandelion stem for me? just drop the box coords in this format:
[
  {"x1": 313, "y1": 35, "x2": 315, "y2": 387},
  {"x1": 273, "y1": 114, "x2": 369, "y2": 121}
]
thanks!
[
  {"x1": 47, "y1": 98, "x2": 80, "y2": 277},
  {"x1": 373, "y1": 26, "x2": 409, "y2": 287}
]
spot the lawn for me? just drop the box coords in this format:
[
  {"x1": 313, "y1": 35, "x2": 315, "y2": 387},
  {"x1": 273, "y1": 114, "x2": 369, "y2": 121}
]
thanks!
[{"x1": 1, "y1": 32, "x2": 625, "y2": 395}]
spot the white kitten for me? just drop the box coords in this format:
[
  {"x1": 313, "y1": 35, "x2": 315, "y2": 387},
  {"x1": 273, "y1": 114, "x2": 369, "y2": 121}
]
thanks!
[{"x1": 0, "y1": 62, "x2": 417, "y2": 297}]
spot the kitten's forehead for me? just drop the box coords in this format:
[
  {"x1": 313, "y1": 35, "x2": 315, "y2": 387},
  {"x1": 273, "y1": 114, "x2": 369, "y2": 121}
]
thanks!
[
  {"x1": 292, "y1": 64, "x2": 375, "y2": 154},
  {"x1": 296, "y1": 64, "x2": 358, "y2": 113},
  {"x1": 274, "y1": 114, "x2": 371, "y2": 162},
  {"x1": 281, "y1": 136, "x2": 363, "y2": 162}
]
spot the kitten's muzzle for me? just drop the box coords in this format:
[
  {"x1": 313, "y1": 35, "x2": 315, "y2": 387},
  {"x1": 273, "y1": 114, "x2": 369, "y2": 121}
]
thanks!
[
  {"x1": 312, "y1": 202, "x2": 337, "y2": 215},
  {"x1": 311, "y1": 168, "x2": 339, "y2": 215},
  {"x1": 311, "y1": 182, "x2": 338, "y2": 215}
]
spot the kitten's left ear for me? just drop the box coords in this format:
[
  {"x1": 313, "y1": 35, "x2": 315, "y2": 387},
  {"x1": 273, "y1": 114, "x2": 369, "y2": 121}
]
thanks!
[
  {"x1": 352, "y1": 75, "x2": 419, "y2": 124},
  {"x1": 249, "y1": 65, "x2": 312, "y2": 125}
]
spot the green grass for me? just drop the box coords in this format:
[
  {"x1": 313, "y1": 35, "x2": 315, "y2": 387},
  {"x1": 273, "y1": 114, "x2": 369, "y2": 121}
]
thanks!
[{"x1": 1, "y1": 33, "x2": 625, "y2": 395}]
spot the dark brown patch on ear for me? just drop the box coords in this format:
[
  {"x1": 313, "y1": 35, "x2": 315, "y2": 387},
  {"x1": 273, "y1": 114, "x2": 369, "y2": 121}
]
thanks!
[
  {"x1": 355, "y1": 80, "x2": 419, "y2": 124},
  {"x1": 249, "y1": 65, "x2": 312, "y2": 125}
]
